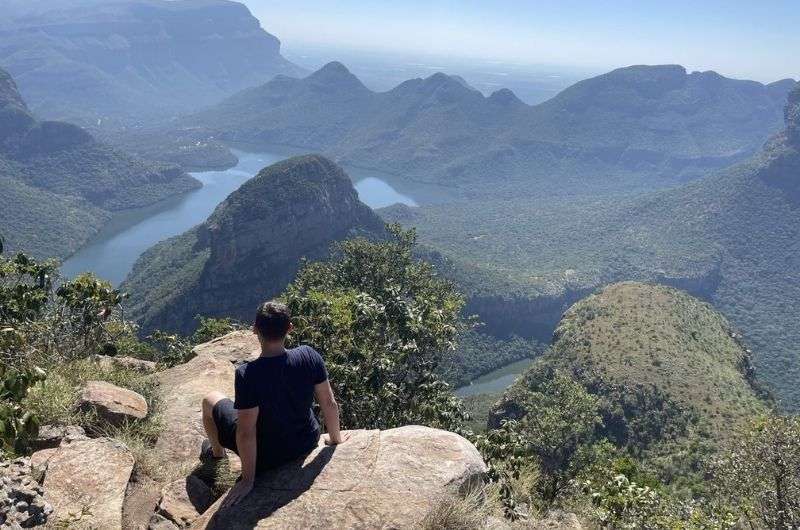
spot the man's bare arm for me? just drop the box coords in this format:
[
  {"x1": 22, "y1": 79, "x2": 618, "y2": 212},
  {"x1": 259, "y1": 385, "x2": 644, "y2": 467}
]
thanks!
[
  {"x1": 314, "y1": 381, "x2": 346, "y2": 444},
  {"x1": 223, "y1": 406, "x2": 258, "y2": 507}
]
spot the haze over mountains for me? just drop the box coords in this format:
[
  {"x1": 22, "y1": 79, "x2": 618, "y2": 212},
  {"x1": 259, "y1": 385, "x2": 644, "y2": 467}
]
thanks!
[
  {"x1": 182, "y1": 62, "x2": 794, "y2": 198},
  {"x1": 0, "y1": 67, "x2": 197, "y2": 259},
  {"x1": 386, "y1": 83, "x2": 800, "y2": 409},
  {"x1": 0, "y1": 0, "x2": 304, "y2": 127}
]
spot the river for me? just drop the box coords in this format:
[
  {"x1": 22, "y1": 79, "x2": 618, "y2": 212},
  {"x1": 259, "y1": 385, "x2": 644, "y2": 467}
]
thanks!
[
  {"x1": 62, "y1": 150, "x2": 425, "y2": 286},
  {"x1": 61, "y1": 148, "x2": 527, "y2": 395},
  {"x1": 455, "y1": 358, "x2": 535, "y2": 397}
]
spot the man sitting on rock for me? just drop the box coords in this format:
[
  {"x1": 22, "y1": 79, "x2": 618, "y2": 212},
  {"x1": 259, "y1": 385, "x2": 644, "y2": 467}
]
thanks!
[{"x1": 200, "y1": 301, "x2": 346, "y2": 506}]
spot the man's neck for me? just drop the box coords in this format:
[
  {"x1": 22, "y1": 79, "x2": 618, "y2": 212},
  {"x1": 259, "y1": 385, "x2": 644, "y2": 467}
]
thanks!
[{"x1": 259, "y1": 342, "x2": 287, "y2": 358}]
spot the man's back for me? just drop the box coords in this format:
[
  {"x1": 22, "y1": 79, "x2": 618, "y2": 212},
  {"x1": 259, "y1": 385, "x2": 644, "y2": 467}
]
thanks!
[{"x1": 234, "y1": 345, "x2": 328, "y2": 469}]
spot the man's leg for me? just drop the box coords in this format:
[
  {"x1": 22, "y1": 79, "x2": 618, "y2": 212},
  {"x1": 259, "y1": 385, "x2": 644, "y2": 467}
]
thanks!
[{"x1": 201, "y1": 391, "x2": 228, "y2": 458}]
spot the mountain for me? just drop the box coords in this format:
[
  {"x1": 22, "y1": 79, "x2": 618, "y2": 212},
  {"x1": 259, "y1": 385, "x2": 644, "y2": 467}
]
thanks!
[
  {"x1": 123, "y1": 155, "x2": 386, "y2": 334},
  {"x1": 0, "y1": 68, "x2": 198, "y2": 259},
  {"x1": 181, "y1": 62, "x2": 794, "y2": 198},
  {"x1": 490, "y1": 283, "x2": 769, "y2": 481},
  {"x1": 384, "y1": 83, "x2": 800, "y2": 410},
  {"x1": 0, "y1": 0, "x2": 304, "y2": 128}
]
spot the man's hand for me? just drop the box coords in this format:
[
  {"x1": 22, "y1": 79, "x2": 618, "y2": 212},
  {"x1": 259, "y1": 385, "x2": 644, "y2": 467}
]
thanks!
[
  {"x1": 324, "y1": 432, "x2": 349, "y2": 445},
  {"x1": 222, "y1": 478, "x2": 254, "y2": 508}
]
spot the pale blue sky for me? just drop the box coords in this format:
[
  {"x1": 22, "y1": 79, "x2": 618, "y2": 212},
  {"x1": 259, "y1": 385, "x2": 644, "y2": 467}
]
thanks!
[{"x1": 244, "y1": 0, "x2": 798, "y2": 82}]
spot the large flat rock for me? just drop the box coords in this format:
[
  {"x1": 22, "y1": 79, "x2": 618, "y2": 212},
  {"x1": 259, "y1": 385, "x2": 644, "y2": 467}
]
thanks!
[
  {"x1": 154, "y1": 332, "x2": 259, "y2": 473},
  {"x1": 191, "y1": 426, "x2": 487, "y2": 529},
  {"x1": 41, "y1": 437, "x2": 134, "y2": 530}
]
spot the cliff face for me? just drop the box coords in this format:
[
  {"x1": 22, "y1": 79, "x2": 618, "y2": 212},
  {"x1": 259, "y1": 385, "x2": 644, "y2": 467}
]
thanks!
[
  {"x1": 0, "y1": 0, "x2": 304, "y2": 126},
  {"x1": 124, "y1": 155, "x2": 386, "y2": 334}
]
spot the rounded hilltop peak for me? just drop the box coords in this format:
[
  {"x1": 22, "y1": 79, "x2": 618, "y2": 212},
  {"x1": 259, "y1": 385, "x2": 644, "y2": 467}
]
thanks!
[
  {"x1": 307, "y1": 62, "x2": 368, "y2": 91},
  {"x1": 489, "y1": 88, "x2": 524, "y2": 106},
  {"x1": 207, "y1": 154, "x2": 382, "y2": 233}
]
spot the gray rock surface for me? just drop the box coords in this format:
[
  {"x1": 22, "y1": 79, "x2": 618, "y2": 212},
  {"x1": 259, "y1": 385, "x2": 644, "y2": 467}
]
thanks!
[{"x1": 0, "y1": 457, "x2": 52, "y2": 528}]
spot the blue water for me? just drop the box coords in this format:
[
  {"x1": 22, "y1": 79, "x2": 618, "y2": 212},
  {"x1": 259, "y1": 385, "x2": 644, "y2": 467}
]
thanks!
[
  {"x1": 456, "y1": 358, "x2": 535, "y2": 397},
  {"x1": 61, "y1": 150, "x2": 418, "y2": 286}
]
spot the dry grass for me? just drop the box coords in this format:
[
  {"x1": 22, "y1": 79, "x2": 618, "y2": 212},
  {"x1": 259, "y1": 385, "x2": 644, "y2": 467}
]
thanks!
[{"x1": 421, "y1": 484, "x2": 501, "y2": 530}]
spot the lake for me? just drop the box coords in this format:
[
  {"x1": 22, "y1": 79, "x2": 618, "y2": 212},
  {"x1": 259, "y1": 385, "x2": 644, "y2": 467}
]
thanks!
[
  {"x1": 62, "y1": 150, "x2": 425, "y2": 286},
  {"x1": 455, "y1": 358, "x2": 535, "y2": 397}
]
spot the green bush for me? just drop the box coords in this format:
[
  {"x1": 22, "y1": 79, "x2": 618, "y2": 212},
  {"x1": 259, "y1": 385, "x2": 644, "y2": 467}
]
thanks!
[{"x1": 282, "y1": 225, "x2": 467, "y2": 431}]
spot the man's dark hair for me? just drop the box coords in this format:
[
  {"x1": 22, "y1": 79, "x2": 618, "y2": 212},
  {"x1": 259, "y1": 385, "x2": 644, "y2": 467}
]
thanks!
[{"x1": 254, "y1": 301, "x2": 292, "y2": 340}]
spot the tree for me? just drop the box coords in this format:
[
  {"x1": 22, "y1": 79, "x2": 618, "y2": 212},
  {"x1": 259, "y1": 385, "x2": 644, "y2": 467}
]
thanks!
[
  {"x1": 282, "y1": 225, "x2": 467, "y2": 431},
  {"x1": 709, "y1": 414, "x2": 800, "y2": 529},
  {"x1": 476, "y1": 368, "x2": 604, "y2": 516}
]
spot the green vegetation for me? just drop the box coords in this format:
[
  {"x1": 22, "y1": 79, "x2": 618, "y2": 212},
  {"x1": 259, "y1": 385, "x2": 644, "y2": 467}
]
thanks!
[
  {"x1": 708, "y1": 415, "x2": 800, "y2": 529},
  {"x1": 3, "y1": 232, "x2": 800, "y2": 529},
  {"x1": 123, "y1": 155, "x2": 386, "y2": 334},
  {"x1": 492, "y1": 283, "x2": 769, "y2": 489},
  {"x1": 0, "y1": 67, "x2": 199, "y2": 259},
  {"x1": 184, "y1": 62, "x2": 792, "y2": 199},
  {"x1": 282, "y1": 225, "x2": 466, "y2": 431},
  {"x1": 384, "y1": 87, "x2": 800, "y2": 411},
  {"x1": 442, "y1": 330, "x2": 543, "y2": 388}
]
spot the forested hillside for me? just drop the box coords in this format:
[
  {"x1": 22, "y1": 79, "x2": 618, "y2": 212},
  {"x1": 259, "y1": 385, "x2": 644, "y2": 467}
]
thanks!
[
  {"x1": 492, "y1": 283, "x2": 769, "y2": 482},
  {"x1": 123, "y1": 155, "x2": 386, "y2": 333},
  {"x1": 181, "y1": 62, "x2": 793, "y2": 198},
  {"x1": 0, "y1": 68, "x2": 198, "y2": 259},
  {"x1": 384, "y1": 83, "x2": 800, "y2": 410}
]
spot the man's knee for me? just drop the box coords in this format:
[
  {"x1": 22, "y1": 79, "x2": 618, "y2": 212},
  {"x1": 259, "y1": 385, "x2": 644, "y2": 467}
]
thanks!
[{"x1": 202, "y1": 391, "x2": 227, "y2": 416}]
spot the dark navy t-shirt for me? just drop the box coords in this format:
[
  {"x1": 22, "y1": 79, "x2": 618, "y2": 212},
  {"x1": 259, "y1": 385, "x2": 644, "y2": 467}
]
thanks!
[{"x1": 234, "y1": 345, "x2": 328, "y2": 469}]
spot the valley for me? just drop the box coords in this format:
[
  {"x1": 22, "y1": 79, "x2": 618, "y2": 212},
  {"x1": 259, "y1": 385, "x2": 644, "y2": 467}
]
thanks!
[{"x1": 61, "y1": 150, "x2": 426, "y2": 286}]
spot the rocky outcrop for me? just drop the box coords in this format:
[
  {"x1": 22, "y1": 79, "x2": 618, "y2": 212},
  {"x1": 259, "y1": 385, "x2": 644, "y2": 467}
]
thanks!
[
  {"x1": 125, "y1": 156, "x2": 386, "y2": 334},
  {"x1": 77, "y1": 380, "x2": 148, "y2": 426},
  {"x1": 39, "y1": 437, "x2": 134, "y2": 530},
  {"x1": 90, "y1": 354, "x2": 158, "y2": 374},
  {"x1": 153, "y1": 332, "x2": 258, "y2": 473},
  {"x1": 0, "y1": 457, "x2": 52, "y2": 528},
  {"x1": 155, "y1": 476, "x2": 215, "y2": 528},
  {"x1": 192, "y1": 426, "x2": 487, "y2": 529},
  {"x1": 31, "y1": 425, "x2": 87, "y2": 451}
]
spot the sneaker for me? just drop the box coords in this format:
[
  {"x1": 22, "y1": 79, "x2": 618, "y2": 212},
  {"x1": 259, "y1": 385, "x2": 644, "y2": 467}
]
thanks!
[{"x1": 199, "y1": 439, "x2": 227, "y2": 463}]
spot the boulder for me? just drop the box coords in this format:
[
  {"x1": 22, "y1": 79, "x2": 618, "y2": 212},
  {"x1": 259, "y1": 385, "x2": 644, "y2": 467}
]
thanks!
[
  {"x1": 42, "y1": 437, "x2": 134, "y2": 530},
  {"x1": 156, "y1": 475, "x2": 214, "y2": 528},
  {"x1": 191, "y1": 426, "x2": 487, "y2": 529},
  {"x1": 77, "y1": 380, "x2": 148, "y2": 426},
  {"x1": 153, "y1": 332, "x2": 258, "y2": 474},
  {"x1": 31, "y1": 424, "x2": 87, "y2": 450},
  {"x1": 91, "y1": 354, "x2": 158, "y2": 373}
]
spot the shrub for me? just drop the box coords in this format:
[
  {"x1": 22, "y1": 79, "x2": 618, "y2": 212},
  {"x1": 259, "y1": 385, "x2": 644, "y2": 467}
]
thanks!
[{"x1": 282, "y1": 225, "x2": 467, "y2": 431}]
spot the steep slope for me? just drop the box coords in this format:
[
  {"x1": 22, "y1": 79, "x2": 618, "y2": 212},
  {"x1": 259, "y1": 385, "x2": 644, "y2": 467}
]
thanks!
[
  {"x1": 385, "y1": 83, "x2": 800, "y2": 409},
  {"x1": 0, "y1": 0, "x2": 304, "y2": 127},
  {"x1": 182, "y1": 63, "x2": 793, "y2": 198},
  {"x1": 123, "y1": 155, "x2": 386, "y2": 334},
  {"x1": 0, "y1": 68, "x2": 198, "y2": 258},
  {"x1": 491, "y1": 283, "x2": 769, "y2": 480}
]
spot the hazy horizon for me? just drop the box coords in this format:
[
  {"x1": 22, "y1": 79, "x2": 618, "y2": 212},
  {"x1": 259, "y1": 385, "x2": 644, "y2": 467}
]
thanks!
[{"x1": 245, "y1": 0, "x2": 799, "y2": 84}]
